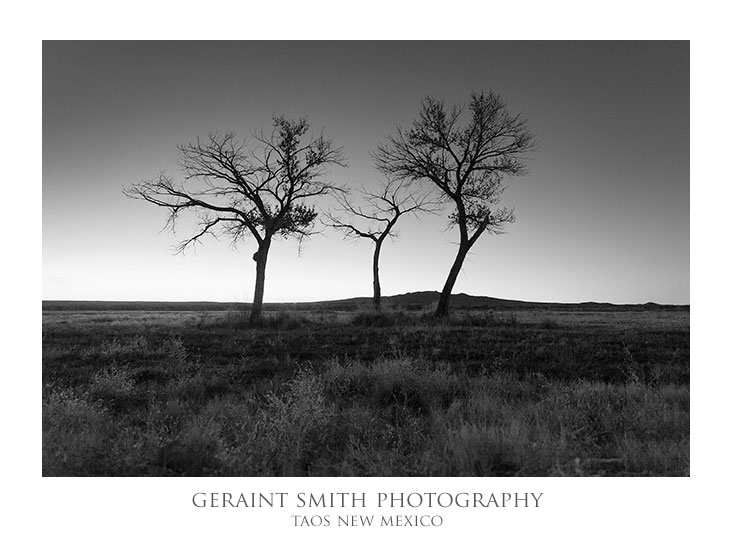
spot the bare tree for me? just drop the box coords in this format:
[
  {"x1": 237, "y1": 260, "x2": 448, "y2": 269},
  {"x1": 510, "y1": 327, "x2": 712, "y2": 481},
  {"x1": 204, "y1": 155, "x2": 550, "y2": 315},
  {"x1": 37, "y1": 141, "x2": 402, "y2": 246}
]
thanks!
[
  {"x1": 326, "y1": 177, "x2": 434, "y2": 311},
  {"x1": 124, "y1": 116, "x2": 345, "y2": 324},
  {"x1": 373, "y1": 91, "x2": 535, "y2": 317}
]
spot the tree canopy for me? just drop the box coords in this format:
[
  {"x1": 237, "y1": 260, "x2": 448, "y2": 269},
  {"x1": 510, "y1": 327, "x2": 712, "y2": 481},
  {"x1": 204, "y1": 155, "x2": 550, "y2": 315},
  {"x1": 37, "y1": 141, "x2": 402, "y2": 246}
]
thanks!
[
  {"x1": 125, "y1": 116, "x2": 345, "y2": 322},
  {"x1": 373, "y1": 91, "x2": 535, "y2": 316}
]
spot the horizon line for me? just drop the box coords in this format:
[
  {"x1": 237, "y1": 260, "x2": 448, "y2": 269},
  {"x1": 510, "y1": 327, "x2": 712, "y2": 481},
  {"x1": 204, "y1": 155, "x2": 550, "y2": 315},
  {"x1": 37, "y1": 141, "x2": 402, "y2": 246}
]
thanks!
[{"x1": 41, "y1": 291, "x2": 690, "y2": 308}]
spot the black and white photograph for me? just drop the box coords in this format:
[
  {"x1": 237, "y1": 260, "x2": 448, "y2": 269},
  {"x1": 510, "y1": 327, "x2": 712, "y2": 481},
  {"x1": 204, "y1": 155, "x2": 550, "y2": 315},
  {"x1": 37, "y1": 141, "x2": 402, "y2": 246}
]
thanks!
[
  {"x1": 9, "y1": 4, "x2": 727, "y2": 533},
  {"x1": 42, "y1": 40, "x2": 689, "y2": 478}
]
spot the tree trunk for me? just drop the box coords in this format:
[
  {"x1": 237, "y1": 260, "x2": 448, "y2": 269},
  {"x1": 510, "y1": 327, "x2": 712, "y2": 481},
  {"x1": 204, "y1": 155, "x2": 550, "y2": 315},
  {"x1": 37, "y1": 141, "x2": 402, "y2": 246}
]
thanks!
[
  {"x1": 372, "y1": 241, "x2": 383, "y2": 311},
  {"x1": 434, "y1": 243, "x2": 469, "y2": 318},
  {"x1": 249, "y1": 238, "x2": 271, "y2": 324}
]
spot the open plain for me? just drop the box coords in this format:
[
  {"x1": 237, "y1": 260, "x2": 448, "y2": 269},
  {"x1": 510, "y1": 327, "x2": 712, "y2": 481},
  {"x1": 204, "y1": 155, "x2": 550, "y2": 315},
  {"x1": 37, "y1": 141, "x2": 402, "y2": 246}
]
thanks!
[{"x1": 42, "y1": 297, "x2": 689, "y2": 476}]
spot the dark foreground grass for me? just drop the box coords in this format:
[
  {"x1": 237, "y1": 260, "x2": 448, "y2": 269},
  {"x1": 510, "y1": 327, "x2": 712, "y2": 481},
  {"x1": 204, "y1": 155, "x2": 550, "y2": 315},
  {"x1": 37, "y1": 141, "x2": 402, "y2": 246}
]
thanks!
[{"x1": 42, "y1": 308, "x2": 689, "y2": 476}]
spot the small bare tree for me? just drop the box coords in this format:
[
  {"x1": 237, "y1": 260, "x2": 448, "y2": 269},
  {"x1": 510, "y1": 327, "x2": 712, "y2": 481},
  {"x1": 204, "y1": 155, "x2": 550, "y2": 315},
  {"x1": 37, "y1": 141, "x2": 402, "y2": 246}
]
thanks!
[
  {"x1": 373, "y1": 91, "x2": 535, "y2": 317},
  {"x1": 124, "y1": 116, "x2": 345, "y2": 324},
  {"x1": 326, "y1": 176, "x2": 434, "y2": 311}
]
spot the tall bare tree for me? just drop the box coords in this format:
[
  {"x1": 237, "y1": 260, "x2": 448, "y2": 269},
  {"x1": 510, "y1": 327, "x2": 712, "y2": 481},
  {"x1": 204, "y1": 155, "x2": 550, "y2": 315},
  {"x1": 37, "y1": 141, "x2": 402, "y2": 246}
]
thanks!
[
  {"x1": 124, "y1": 116, "x2": 345, "y2": 323},
  {"x1": 373, "y1": 91, "x2": 535, "y2": 317},
  {"x1": 326, "y1": 177, "x2": 434, "y2": 311}
]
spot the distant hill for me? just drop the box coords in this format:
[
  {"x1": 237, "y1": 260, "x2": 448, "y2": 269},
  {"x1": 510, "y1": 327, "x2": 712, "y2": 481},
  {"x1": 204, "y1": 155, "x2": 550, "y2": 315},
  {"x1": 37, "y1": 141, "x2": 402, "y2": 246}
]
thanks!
[
  {"x1": 306, "y1": 291, "x2": 686, "y2": 312},
  {"x1": 42, "y1": 292, "x2": 688, "y2": 312}
]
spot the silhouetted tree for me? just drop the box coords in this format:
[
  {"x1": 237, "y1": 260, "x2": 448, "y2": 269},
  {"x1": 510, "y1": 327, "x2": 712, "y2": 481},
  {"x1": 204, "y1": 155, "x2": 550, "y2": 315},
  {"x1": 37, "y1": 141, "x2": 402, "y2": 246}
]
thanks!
[
  {"x1": 326, "y1": 177, "x2": 435, "y2": 311},
  {"x1": 373, "y1": 91, "x2": 535, "y2": 317},
  {"x1": 124, "y1": 117, "x2": 345, "y2": 323}
]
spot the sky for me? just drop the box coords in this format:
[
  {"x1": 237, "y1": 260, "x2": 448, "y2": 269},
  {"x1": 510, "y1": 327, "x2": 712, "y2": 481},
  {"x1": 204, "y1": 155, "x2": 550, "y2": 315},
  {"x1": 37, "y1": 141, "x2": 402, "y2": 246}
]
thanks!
[{"x1": 42, "y1": 41, "x2": 689, "y2": 305}]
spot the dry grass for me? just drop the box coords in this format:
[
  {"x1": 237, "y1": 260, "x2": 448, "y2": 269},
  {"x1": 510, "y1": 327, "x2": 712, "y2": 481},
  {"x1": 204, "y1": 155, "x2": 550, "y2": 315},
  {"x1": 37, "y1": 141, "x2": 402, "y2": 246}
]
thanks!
[{"x1": 42, "y1": 307, "x2": 689, "y2": 476}]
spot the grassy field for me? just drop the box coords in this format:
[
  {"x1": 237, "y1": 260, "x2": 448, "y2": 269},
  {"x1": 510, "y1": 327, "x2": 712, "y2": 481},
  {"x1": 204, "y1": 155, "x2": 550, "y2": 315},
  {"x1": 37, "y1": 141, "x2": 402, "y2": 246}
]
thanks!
[{"x1": 42, "y1": 306, "x2": 689, "y2": 476}]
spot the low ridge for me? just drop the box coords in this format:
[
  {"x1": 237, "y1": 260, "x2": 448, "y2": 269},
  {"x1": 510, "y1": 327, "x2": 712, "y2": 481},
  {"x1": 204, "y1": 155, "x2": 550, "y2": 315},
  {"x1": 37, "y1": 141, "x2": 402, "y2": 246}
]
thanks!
[{"x1": 42, "y1": 292, "x2": 687, "y2": 311}]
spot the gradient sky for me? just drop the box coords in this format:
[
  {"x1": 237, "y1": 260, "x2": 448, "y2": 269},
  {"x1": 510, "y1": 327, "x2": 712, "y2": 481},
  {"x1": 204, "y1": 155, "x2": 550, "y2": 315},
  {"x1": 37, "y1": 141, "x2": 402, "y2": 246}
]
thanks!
[{"x1": 42, "y1": 41, "x2": 689, "y2": 304}]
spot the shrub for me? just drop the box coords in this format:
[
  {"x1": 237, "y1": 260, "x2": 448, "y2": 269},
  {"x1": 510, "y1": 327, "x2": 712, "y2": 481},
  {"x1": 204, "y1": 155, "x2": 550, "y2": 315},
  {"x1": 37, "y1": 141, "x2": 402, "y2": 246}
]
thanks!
[
  {"x1": 42, "y1": 388, "x2": 109, "y2": 475},
  {"x1": 323, "y1": 355, "x2": 462, "y2": 413},
  {"x1": 88, "y1": 362, "x2": 137, "y2": 404},
  {"x1": 436, "y1": 422, "x2": 522, "y2": 476},
  {"x1": 257, "y1": 365, "x2": 329, "y2": 474},
  {"x1": 161, "y1": 336, "x2": 189, "y2": 361},
  {"x1": 99, "y1": 335, "x2": 149, "y2": 358},
  {"x1": 169, "y1": 372, "x2": 232, "y2": 402},
  {"x1": 214, "y1": 365, "x2": 331, "y2": 476},
  {"x1": 155, "y1": 416, "x2": 225, "y2": 476}
]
